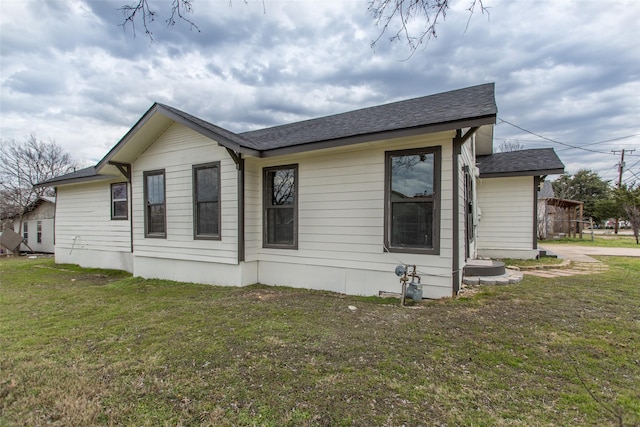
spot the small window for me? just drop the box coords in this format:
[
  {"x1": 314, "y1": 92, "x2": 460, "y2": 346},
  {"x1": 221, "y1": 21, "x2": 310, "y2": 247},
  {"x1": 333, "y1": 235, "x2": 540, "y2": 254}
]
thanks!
[
  {"x1": 37, "y1": 221, "x2": 42, "y2": 243},
  {"x1": 144, "y1": 170, "x2": 166, "y2": 237},
  {"x1": 385, "y1": 147, "x2": 440, "y2": 254},
  {"x1": 23, "y1": 222, "x2": 28, "y2": 242},
  {"x1": 263, "y1": 165, "x2": 298, "y2": 249},
  {"x1": 193, "y1": 162, "x2": 221, "y2": 239},
  {"x1": 111, "y1": 183, "x2": 128, "y2": 220}
]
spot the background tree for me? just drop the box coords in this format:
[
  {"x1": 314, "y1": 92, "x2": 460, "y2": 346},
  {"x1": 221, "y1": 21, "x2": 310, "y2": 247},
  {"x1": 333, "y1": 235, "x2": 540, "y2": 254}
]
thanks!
[
  {"x1": 592, "y1": 198, "x2": 621, "y2": 227},
  {"x1": 498, "y1": 139, "x2": 524, "y2": 152},
  {"x1": 614, "y1": 184, "x2": 640, "y2": 244},
  {"x1": 0, "y1": 135, "x2": 78, "y2": 227},
  {"x1": 552, "y1": 169, "x2": 612, "y2": 224}
]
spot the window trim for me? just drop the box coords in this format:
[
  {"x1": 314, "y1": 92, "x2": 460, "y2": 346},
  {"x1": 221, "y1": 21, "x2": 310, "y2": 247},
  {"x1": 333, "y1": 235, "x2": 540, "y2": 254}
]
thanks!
[
  {"x1": 192, "y1": 162, "x2": 221, "y2": 240},
  {"x1": 384, "y1": 146, "x2": 441, "y2": 255},
  {"x1": 111, "y1": 182, "x2": 129, "y2": 220},
  {"x1": 263, "y1": 164, "x2": 298, "y2": 249},
  {"x1": 143, "y1": 169, "x2": 167, "y2": 238},
  {"x1": 23, "y1": 222, "x2": 28, "y2": 242}
]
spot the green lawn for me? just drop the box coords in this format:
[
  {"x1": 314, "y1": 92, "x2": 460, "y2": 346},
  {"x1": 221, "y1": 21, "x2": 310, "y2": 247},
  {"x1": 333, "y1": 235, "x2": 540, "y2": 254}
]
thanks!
[
  {"x1": 540, "y1": 234, "x2": 639, "y2": 248},
  {"x1": 1, "y1": 256, "x2": 639, "y2": 426}
]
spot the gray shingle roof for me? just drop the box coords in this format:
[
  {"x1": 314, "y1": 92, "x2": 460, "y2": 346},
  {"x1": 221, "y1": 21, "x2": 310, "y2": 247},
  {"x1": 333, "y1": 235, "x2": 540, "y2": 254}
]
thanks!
[
  {"x1": 538, "y1": 180, "x2": 556, "y2": 199},
  {"x1": 477, "y1": 148, "x2": 565, "y2": 178},
  {"x1": 38, "y1": 83, "x2": 498, "y2": 186},
  {"x1": 242, "y1": 83, "x2": 497, "y2": 152},
  {"x1": 36, "y1": 166, "x2": 100, "y2": 187}
]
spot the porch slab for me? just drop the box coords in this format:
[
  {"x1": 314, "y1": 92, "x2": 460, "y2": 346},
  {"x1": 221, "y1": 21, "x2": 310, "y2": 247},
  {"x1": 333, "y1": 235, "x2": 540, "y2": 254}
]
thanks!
[{"x1": 462, "y1": 268, "x2": 523, "y2": 287}]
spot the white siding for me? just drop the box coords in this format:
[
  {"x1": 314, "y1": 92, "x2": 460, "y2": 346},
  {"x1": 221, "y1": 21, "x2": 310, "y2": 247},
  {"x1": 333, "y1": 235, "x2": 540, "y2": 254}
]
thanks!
[
  {"x1": 476, "y1": 176, "x2": 538, "y2": 259},
  {"x1": 55, "y1": 180, "x2": 133, "y2": 271},
  {"x1": 12, "y1": 201, "x2": 56, "y2": 253},
  {"x1": 131, "y1": 123, "x2": 239, "y2": 271},
  {"x1": 19, "y1": 218, "x2": 54, "y2": 253},
  {"x1": 48, "y1": 121, "x2": 470, "y2": 298},
  {"x1": 245, "y1": 132, "x2": 457, "y2": 298}
]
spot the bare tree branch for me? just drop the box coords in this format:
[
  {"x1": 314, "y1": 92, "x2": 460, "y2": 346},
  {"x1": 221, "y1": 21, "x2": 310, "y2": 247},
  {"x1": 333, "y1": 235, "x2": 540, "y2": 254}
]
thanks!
[
  {"x1": 166, "y1": 0, "x2": 200, "y2": 33},
  {"x1": 119, "y1": 0, "x2": 157, "y2": 41},
  {"x1": 119, "y1": 0, "x2": 201, "y2": 42},
  {"x1": 369, "y1": 0, "x2": 488, "y2": 55},
  {"x1": 498, "y1": 139, "x2": 525, "y2": 152},
  {"x1": 0, "y1": 135, "x2": 78, "y2": 223},
  {"x1": 116, "y1": 0, "x2": 486, "y2": 52}
]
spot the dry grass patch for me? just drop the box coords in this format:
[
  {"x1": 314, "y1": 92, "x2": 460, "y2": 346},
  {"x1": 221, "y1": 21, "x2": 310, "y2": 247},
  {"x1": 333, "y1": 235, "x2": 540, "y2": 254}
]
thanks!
[{"x1": 1, "y1": 256, "x2": 639, "y2": 426}]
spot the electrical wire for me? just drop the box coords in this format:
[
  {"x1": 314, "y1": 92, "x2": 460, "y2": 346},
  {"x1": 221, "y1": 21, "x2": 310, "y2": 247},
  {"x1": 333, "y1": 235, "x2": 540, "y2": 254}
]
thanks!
[
  {"x1": 625, "y1": 159, "x2": 640, "y2": 171},
  {"x1": 556, "y1": 134, "x2": 640, "y2": 152},
  {"x1": 623, "y1": 169, "x2": 640, "y2": 184},
  {"x1": 497, "y1": 118, "x2": 620, "y2": 155}
]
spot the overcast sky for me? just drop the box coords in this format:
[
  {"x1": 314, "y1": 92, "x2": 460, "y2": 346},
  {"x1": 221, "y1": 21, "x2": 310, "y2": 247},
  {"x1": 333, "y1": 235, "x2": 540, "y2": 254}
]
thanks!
[{"x1": 1, "y1": 0, "x2": 638, "y2": 185}]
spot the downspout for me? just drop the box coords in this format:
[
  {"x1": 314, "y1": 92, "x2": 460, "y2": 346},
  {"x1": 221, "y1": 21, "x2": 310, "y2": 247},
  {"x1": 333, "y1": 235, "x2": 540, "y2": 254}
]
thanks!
[
  {"x1": 452, "y1": 127, "x2": 479, "y2": 296},
  {"x1": 53, "y1": 188, "x2": 57, "y2": 247},
  {"x1": 533, "y1": 176, "x2": 543, "y2": 251},
  {"x1": 129, "y1": 177, "x2": 133, "y2": 253},
  {"x1": 225, "y1": 148, "x2": 245, "y2": 263}
]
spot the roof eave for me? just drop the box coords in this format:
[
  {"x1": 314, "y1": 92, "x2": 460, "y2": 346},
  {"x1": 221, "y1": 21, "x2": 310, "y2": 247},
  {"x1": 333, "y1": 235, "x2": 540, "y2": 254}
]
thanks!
[
  {"x1": 35, "y1": 174, "x2": 115, "y2": 188},
  {"x1": 260, "y1": 114, "x2": 496, "y2": 158},
  {"x1": 480, "y1": 167, "x2": 565, "y2": 178}
]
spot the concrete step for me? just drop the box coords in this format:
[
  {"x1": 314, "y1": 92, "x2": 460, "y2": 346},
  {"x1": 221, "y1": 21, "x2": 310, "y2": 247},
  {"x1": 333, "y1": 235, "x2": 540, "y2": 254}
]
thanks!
[{"x1": 463, "y1": 260, "x2": 506, "y2": 277}]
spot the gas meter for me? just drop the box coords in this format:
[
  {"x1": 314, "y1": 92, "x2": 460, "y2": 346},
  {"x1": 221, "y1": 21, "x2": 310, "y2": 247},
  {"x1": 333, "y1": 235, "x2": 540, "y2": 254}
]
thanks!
[{"x1": 395, "y1": 264, "x2": 423, "y2": 305}]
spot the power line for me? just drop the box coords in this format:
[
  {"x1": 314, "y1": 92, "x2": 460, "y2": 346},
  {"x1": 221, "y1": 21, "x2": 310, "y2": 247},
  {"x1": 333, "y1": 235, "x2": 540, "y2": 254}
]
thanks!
[
  {"x1": 623, "y1": 174, "x2": 638, "y2": 185},
  {"x1": 494, "y1": 137, "x2": 639, "y2": 146},
  {"x1": 623, "y1": 169, "x2": 640, "y2": 184},
  {"x1": 625, "y1": 159, "x2": 640, "y2": 171},
  {"x1": 557, "y1": 133, "x2": 640, "y2": 152},
  {"x1": 612, "y1": 149, "x2": 634, "y2": 188},
  {"x1": 612, "y1": 149, "x2": 636, "y2": 232},
  {"x1": 497, "y1": 118, "x2": 617, "y2": 155}
]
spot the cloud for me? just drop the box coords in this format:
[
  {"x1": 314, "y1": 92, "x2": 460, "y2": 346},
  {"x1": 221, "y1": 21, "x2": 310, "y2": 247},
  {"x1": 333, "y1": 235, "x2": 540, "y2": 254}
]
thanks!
[{"x1": 0, "y1": 0, "x2": 638, "y2": 181}]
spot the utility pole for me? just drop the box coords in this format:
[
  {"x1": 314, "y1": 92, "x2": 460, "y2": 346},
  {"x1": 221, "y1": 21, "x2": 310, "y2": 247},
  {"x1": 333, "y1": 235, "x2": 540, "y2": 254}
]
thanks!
[{"x1": 612, "y1": 149, "x2": 635, "y2": 234}]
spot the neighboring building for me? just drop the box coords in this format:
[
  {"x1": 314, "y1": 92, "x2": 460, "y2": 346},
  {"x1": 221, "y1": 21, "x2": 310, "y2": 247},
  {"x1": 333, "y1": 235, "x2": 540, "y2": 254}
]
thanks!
[
  {"x1": 475, "y1": 149, "x2": 565, "y2": 258},
  {"x1": 2, "y1": 196, "x2": 56, "y2": 253},
  {"x1": 537, "y1": 180, "x2": 556, "y2": 240},
  {"x1": 37, "y1": 83, "x2": 564, "y2": 298},
  {"x1": 535, "y1": 181, "x2": 584, "y2": 240}
]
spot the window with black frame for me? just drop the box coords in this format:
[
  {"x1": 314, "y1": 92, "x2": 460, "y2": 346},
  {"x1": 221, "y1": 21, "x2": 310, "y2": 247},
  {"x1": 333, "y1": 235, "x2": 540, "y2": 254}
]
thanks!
[
  {"x1": 263, "y1": 165, "x2": 297, "y2": 248},
  {"x1": 193, "y1": 162, "x2": 220, "y2": 239},
  {"x1": 111, "y1": 182, "x2": 128, "y2": 220},
  {"x1": 144, "y1": 170, "x2": 166, "y2": 237},
  {"x1": 385, "y1": 147, "x2": 440, "y2": 254}
]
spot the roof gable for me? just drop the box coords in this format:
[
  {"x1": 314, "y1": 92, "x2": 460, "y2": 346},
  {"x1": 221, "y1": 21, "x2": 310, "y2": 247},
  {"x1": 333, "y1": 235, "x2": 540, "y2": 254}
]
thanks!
[
  {"x1": 95, "y1": 103, "x2": 259, "y2": 175},
  {"x1": 538, "y1": 180, "x2": 555, "y2": 199},
  {"x1": 4, "y1": 195, "x2": 56, "y2": 220}
]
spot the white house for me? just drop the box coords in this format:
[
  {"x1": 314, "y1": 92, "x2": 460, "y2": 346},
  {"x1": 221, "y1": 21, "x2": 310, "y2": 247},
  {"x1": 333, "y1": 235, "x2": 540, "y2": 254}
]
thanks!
[
  {"x1": 38, "y1": 83, "x2": 564, "y2": 298},
  {"x1": 2, "y1": 196, "x2": 56, "y2": 253},
  {"x1": 475, "y1": 149, "x2": 565, "y2": 259}
]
